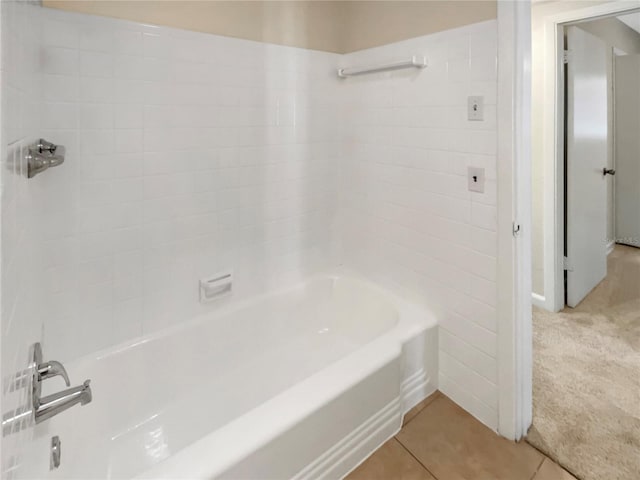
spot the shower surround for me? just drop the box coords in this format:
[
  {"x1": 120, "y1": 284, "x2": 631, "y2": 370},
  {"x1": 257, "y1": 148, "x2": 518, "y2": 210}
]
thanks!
[
  {"x1": 340, "y1": 21, "x2": 498, "y2": 428},
  {"x1": 37, "y1": 7, "x2": 344, "y2": 362},
  {"x1": 1, "y1": 3, "x2": 498, "y2": 478}
]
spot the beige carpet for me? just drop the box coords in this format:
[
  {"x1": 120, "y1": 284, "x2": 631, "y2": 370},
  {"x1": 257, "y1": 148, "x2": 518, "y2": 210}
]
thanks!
[{"x1": 527, "y1": 245, "x2": 640, "y2": 480}]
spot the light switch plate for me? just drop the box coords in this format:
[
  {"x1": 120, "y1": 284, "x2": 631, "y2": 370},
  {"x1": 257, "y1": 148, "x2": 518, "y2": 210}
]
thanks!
[
  {"x1": 468, "y1": 167, "x2": 485, "y2": 193},
  {"x1": 468, "y1": 96, "x2": 484, "y2": 121}
]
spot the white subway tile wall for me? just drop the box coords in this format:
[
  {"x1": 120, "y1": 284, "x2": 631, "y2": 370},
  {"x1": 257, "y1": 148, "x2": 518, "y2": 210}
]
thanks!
[
  {"x1": 339, "y1": 20, "x2": 499, "y2": 428},
  {"x1": 34, "y1": 8, "x2": 344, "y2": 363},
  {"x1": 1, "y1": 1, "x2": 45, "y2": 475},
  {"x1": 1, "y1": 6, "x2": 499, "y2": 474}
]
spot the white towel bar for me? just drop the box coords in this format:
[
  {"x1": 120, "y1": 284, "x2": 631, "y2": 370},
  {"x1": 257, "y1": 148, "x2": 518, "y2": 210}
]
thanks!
[{"x1": 337, "y1": 55, "x2": 427, "y2": 78}]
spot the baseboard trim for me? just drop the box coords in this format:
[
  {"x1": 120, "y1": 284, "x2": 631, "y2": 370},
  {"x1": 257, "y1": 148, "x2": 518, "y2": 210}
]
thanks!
[
  {"x1": 606, "y1": 241, "x2": 615, "y2": 256},
  {"x1": 531, "y1": 293, "x2": 546, "y2": 309}
]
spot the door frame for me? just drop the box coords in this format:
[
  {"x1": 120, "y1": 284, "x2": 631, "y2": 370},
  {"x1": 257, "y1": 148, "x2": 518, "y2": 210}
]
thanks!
[
  {"x1": 496, "y1": 0, "x2": 640, "y2": 442},
  {"x1": 496, "y1": 0, "x2": 532, "y2": 441},
  {"x1": 539, "y1": 1, "x2": 640, "y2": 312}
]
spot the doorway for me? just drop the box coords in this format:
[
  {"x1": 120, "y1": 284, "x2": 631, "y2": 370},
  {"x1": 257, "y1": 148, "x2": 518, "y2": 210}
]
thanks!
[
  {"x1": 529, "y1": 6, "x2": 640, "y2": 480},
  {"x1": 562, "y1": 17, "x2": 640, "y2": 308}
]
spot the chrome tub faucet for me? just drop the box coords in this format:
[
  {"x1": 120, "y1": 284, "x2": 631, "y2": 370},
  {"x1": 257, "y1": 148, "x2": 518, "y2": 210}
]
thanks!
[
  {"x1": 35, "y1": 380, "x2": 92, "y2": 424},
  {"x1": 31, "y1": 343, "x2": 93, "y2": 424}
]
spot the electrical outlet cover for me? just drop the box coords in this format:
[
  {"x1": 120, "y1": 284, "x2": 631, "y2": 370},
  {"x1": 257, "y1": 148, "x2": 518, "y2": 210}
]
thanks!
[
  {"x1": 468, "y1": 166, "x2": 485, "y2": 193},
  {"x1": 468, "y1": 96, "x2": 484, "y2": 121}
]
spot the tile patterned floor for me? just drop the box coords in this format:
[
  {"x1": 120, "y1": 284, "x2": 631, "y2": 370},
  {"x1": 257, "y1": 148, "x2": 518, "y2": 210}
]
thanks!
[{"x1": 346, "y1": 392, "x2": 577, "y2": 480}]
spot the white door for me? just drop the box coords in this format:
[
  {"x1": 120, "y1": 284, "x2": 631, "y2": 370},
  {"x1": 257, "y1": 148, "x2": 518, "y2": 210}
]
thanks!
[
  {"x1": 615, "y1": 54, "x2": 640, "y2": 248},
  {"x1": 565, "y1": 26, "x2": 609, "y2": 308}
]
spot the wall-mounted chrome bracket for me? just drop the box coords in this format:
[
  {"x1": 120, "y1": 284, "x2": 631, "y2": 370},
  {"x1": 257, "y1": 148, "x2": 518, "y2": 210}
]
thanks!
[{"x1": 26, "y1": 139, "x2": 65, "y2": 178}]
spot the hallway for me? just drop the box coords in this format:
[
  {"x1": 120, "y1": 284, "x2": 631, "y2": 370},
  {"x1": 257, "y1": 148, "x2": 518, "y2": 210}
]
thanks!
[{"x1": 528, "y1": 245, "x2": 640, "y2": 480}]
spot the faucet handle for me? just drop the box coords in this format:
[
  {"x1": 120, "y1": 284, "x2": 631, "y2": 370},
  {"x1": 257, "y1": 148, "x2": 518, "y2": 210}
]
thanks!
[
  {"x1": 38, "y1": 361, "x2": 70, "y2": 387},
  {"x1": 37, "y1": 139, "x2": 58, "y2": 154}
]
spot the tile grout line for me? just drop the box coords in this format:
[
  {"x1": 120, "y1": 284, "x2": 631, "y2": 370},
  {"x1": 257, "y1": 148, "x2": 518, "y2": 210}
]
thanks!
[
  {"x1": 397, "y1": 394, "x2": 554, "y2": 480},
  {"x1": 526, "y1": 441, "x2": 579, "y2": 480},
  {"x1": 528, "y1": 457, "x2": 546, "y2": 480},
  {"x1": 402, "y1": 392, "x2": 441, "y2": 428},
  {"x1": 393, "y1": 437, "x2": 441, "y2": 480},
  {"x1": 395, "y1": 394, "x2": 443, "y2": 479}
]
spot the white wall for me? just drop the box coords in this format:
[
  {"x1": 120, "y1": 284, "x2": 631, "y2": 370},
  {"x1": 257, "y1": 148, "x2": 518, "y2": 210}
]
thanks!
[
  {"x1": 35, "y1": 7, "x2": 345, "y2": 363},
  {"x1": 1, "y1": 0, "x2": 45, "y2": 476},
  {"x1": 339, "y1": 20, "x2": 499, "y2": 428}
]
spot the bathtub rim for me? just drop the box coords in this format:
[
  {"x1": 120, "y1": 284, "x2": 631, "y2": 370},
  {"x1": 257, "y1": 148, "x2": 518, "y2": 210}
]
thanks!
[
  {"x1": 133, "y1": 268, "x2": 437, "y2": 479},
  {"x1": 76, "y1": 267, "x2": 432, "y2": 366}
]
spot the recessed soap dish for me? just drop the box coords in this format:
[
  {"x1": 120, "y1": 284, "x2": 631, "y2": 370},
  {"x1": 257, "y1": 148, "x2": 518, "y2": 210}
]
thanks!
[{"x1": 199, "y1": 271, "x2": 233, "y2": 303}]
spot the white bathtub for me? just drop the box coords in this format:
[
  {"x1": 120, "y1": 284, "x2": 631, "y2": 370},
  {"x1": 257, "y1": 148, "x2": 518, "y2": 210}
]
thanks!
[{"x1": 27, "y1": 271, "x2": 437, "y2": 479}]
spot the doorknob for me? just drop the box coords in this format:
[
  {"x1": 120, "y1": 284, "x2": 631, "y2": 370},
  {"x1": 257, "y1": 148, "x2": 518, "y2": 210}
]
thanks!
[{"x1": 603, "y1": 168, "x2": 616, "y2": 176}]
